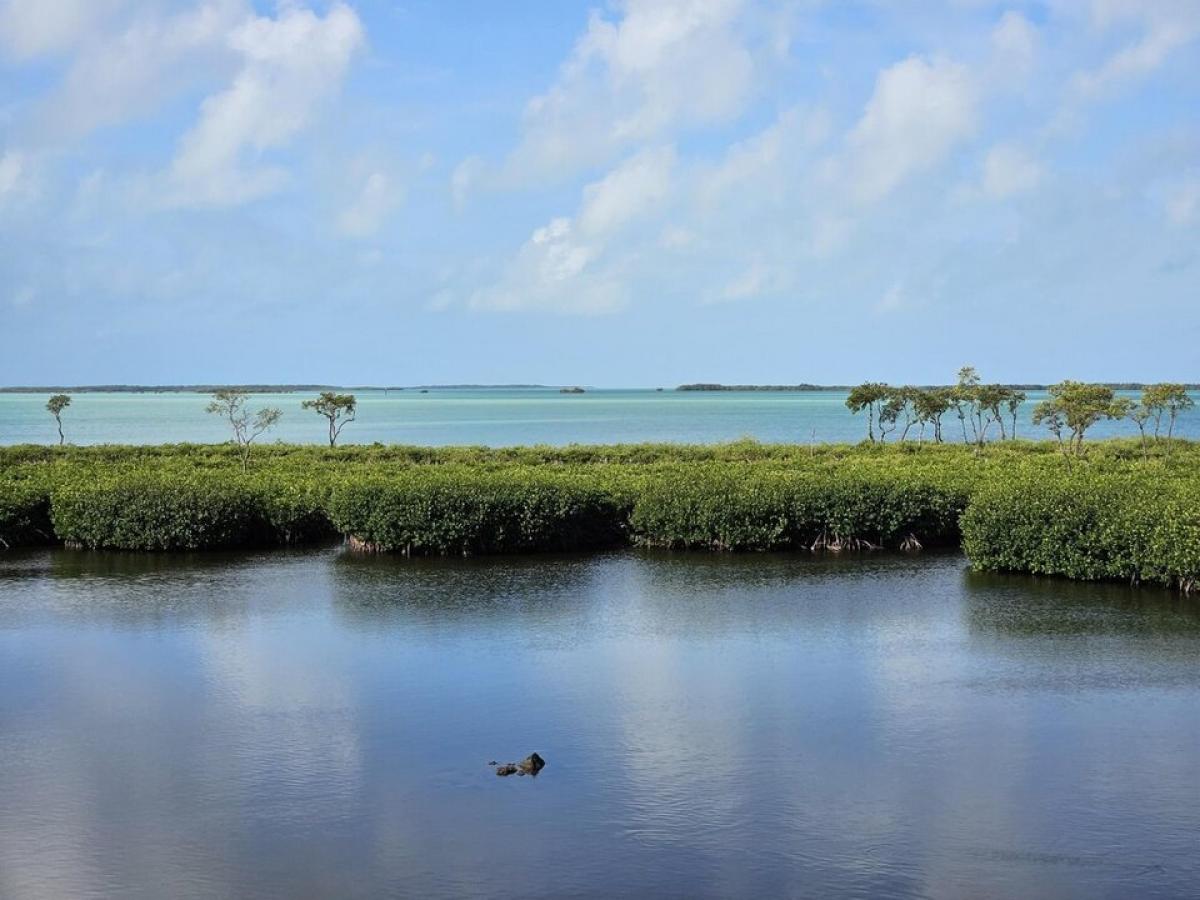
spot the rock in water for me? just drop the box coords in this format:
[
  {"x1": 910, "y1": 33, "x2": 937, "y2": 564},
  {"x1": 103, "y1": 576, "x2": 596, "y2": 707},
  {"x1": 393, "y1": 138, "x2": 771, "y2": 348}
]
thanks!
[
  {"x1": 517, "y1": 753, "x2": 545, "y2": 776},
  {"x1": 491, "y1": 753, "x2": 546, "y2": 777}
]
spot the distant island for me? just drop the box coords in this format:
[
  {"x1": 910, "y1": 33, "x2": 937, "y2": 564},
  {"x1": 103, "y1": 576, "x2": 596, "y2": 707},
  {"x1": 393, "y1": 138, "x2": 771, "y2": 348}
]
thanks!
[
  {"x1": 0, "y1": 384, "x2": 556, "y2": 394},
  {"x1": 677, "y1": 384, "x2": 847, "y2": 392},
  {"x1": 559, "y1": 387, "x2": 586, "y2": 394},
  {"x1": 676, "y1": 383, "x2": 1200, "y2": 392}
]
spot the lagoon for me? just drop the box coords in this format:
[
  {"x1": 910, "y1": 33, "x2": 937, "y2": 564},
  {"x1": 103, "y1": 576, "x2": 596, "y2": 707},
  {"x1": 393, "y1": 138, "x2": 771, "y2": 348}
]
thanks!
[
  {"x1": 1, "y1": 549, "x2": 1197, "y2": 898},
  {"x1": 2, "y1": 388, "x2": 1198, "y2": 447}
]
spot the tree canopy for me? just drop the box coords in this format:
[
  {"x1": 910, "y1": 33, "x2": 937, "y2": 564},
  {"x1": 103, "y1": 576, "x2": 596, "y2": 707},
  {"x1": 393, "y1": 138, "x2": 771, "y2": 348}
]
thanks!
[{"x1": 301, "y1": 392, "x2": 358, "y2": 446}]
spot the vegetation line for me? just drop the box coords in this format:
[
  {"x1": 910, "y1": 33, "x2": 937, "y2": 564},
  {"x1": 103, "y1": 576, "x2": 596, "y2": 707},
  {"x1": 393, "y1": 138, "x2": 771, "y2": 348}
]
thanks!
[{"x1": 1, "y1": 439, "x2": 1197, "y2": 593}]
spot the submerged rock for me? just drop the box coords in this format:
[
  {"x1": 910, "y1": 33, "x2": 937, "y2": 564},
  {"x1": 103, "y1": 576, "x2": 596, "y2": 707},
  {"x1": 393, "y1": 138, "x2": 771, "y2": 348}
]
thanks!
[{"x1": 491, "y1": 753, "x2": 546, "y2": 777}]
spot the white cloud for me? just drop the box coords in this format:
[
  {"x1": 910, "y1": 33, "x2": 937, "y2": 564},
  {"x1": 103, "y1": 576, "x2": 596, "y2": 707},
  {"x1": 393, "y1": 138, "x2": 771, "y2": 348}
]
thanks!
[
  {"x1": 982, "y1": 145, "x2": 1043, "y2": 198},
  {"x1": 472, "y1": 147, "x2": 675, "y2": 313},
  {"x1": 166, "y1": 3, "x2": 364, "y2": 207},
  {"x1": 659, "y1": 225, "x2": 696, "y2": 249},
  {"x1": 695, "y1": 106, "x2": 829, "y2": 209},
  {"x1": 989, "y1": 10, "x2": 1037, "y2": 80},
  {"x1": 530, "y1": 217, "x2": 595, "y2": 281},
  {"x1": 718, "y1": 259, "x2": 771, "y2": 302},
  {"x1": 337, "y1": 170, "x2": 403, "y2": 237},
  {"x1": 846, "y1": 55, "x2": 977, "y2": 204},
  {"x1": 577, "y1": 145, "x2": 674, "y2": 235},
  {"x1": 0, "y1": 0, "x2": 127, "y2": 61},
  {"x1": 501, "y1": 0, "x2": 755, "y2": 181},
  {"x1": 450, "y1": 156, "x2": 484, "y2": 208},
  {"x1": 470, "y1": 215, "x2": 621, "y2": 313},
  {"x1": 0, "y1": 151, "x2": 22, "y2": 196},
  {"x1": 1072, "y1": 1, "x2": 1200, "y2": 97},
  {"x1": 32, "y1": 0, "x2": 247, "y2": 142},
  {"x1": 1165, "y1": 176, "x2": 1200, "y2": 226}
]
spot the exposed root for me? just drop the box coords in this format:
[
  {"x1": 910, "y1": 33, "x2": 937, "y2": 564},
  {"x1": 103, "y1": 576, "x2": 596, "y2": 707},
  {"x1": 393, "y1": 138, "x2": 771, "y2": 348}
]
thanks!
[
  {"x1": 809, "y1": 531, "x2": 881, "y2": 553},
  {"x1": 345, "y1": 535, "x2": 387, "y2": 554},
  {"x1": 900, "y1": 533, "x2": 923, "y2": 553}
]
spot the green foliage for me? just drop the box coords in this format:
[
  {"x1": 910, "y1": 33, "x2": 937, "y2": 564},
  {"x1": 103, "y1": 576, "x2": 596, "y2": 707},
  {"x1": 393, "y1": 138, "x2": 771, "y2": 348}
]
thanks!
[
  {"x1": 962, "y1": 471, "x2": 1200, "y2": 591},
  {"x1": 845, "y1": 382, "x2": 890, "y2": 443},
  {"x1": 301, "y1": 391, "x2": 357, "y2": 446},
  {"x1": 912, "y1": 387, "x2": 952, "y2": 443},
  {"x1": 629, "y1": 467, "x2": 966, "y2": 550},
  {"x1": 1032, "y1": 381, "x2": 1129, "y2": 457},
  {"x1": 51, "y1": 475, "x2": 262, "y2": 550},
  {"x1": 46, "y1": 393, "x2": 71, "y2": 445},
  {"x1": 1, "y1": 439, "x2": 1197, "y2": 590},
  {"x1": 1141, "y1": 383, "x2": 1195, "y2": 442},
  {"x1": 847, "y1": 367, "x2": 1028, "y2": 446},
  {"x1": 49, "y1": 472, "x2": 332, "y2": 551},
  {"x1": 206, "y1": 389, "x2": 283, "y2": 471},
  {"x1": 327, "y1": 470, "x2": 624, "y2": 554},
  {"x1": 0, "y1": 475, "x2": 53, "y2": 548}
]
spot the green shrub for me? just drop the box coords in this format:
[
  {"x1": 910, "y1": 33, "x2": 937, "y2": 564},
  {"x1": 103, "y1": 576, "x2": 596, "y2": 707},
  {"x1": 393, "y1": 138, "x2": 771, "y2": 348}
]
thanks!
[
  {"x1": 629, "y1": 468, "x2": 967, "y2": 550},
  {"x1": 629, "y1": 470, "x2": 796, "y2": 550},
  {"x1": 961, "y1": 472, "x2": 1200, "y2": 590},
  {"x1": 1, "y1": 440, "x2": 1196, "y2": 593},
  {"x1": 327, "y1": 471, "x2": 624, "y2": 555},
  {"x1": 251, "y1": 475, "x2": 337, "y2": 545},
  {"x1": 48, "y1": 473, "x2": 334, "y2": 551},
  {"x1": 0, "y1": 477, "x2": 54, "y2": 548},
  {"x1": 51, "y1": 476, "x2": 264, "y2": 550}
]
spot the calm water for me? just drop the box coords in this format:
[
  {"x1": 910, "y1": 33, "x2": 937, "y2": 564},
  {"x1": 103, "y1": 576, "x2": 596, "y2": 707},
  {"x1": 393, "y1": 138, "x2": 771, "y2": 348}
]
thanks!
[
  {"x1": 2, "y1": 389, "x2": 1197, "y2": 446},
  {"x1": 1, "y1": 549, "x2": 1197, "y2": 899}
]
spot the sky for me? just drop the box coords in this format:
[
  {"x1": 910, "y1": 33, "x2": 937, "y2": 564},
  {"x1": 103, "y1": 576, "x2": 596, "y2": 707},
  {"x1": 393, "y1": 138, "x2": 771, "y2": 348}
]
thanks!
[{"x1": 0, "y1": 0, "x2": 1198, "y2": 387}]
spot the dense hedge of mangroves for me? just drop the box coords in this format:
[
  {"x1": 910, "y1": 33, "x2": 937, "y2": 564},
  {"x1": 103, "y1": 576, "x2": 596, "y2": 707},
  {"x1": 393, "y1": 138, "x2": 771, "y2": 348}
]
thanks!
[
  {"x1": 327, "y1": 472, "x2": 626, "y2": 555},
  {"x1": 1, "y1": 440, "x2": 1197, "y2": 590},
  {"x1": 961, "y1": 472, "x2": 1200, "y2": 591}
]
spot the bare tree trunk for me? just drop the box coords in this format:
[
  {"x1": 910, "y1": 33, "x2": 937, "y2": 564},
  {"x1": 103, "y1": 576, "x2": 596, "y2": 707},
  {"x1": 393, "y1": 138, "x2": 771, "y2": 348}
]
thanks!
[{"x1": 55, "y1": 415, "x2": 64, "y2": 446}]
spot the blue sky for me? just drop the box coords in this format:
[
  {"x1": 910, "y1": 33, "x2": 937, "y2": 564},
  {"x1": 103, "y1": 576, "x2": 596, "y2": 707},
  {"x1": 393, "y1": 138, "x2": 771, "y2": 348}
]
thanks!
[{"x1": 1, "y1": 0, "x2": 1198, "y2": 386}]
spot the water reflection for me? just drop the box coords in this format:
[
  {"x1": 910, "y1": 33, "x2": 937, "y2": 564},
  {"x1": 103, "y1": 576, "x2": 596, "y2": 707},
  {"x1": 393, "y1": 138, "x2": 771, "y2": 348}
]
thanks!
[
  {"x1": 0, "y1": 548, "x2": 1197, "y2": 898},
  {"x1": 964, "y1": 568, "x2": 1200, "y2": 636}
]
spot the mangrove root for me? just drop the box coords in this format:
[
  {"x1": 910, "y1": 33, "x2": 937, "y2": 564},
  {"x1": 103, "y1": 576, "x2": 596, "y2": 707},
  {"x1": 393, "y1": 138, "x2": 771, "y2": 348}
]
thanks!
[{"x1": 810, "y1": 532, "x2": 881, "y2": 553}]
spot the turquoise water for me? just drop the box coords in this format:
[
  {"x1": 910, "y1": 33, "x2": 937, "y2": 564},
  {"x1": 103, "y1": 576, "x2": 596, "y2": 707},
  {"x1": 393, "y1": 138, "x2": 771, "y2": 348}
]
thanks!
[{"x1": 1, "y1": 389, "x2": 1196, "y2": 447}]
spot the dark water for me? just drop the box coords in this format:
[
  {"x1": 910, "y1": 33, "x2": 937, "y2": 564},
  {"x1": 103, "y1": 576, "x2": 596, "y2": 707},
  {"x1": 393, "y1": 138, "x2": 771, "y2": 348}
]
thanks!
[{"x1": 1, "y1": 549, "x2": 1198, "y2": 899}]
